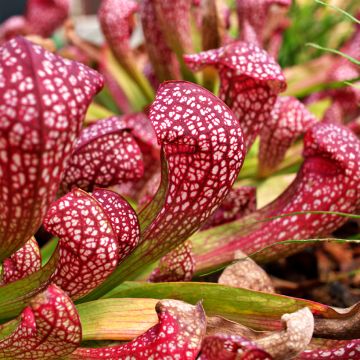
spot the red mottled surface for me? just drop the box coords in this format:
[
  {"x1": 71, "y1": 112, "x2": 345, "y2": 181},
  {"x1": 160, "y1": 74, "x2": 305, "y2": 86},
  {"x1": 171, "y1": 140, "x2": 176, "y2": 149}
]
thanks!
[
  {"x1": 236, "y1": 0, "x2": 291, "y2": 46},
  {"x1": 199, "y1": 334, "x2": 272, "y2": 360},
  {"x1": 330, "y1": 18, "x2": 359, "y2": 88},
  {"x1": 137, "y1": 170, "x2": 161, "y2": 208},
  {"x1": 92, "y1": 188, "x2": 139, "y2": 262},
  {"x1": 322, "y1": 101, "x2": 344, "y2": 124},
  {"x1": 123, "y1": 113, "x2": 159, "y2": 151},
  {"x1": 315, "y1": 86, "x2": 360, "y2": 126},
  {"x1": 314, "y1": 78, "x2": 360, "y2": 126},
  {"x1": 298, "y1": 339, "x2": 360, "y2": 359},
  {"x1": 0, "y1": 1, "x2": 69, "y2": 41},
  {"x1": 149, "y1": 240, "x2": 195, "y2": 282},
  {"x1": 44, "y1": 189, "x2": 119, "y2": 300},
  {"x1": 349, "y1": 116, "x2": 360, "y2": 136},
  {"x1": 60, "y1": 116, "x2": 143, "y2": 193},
  {"x1": 140, "y1": 0, "x2": 181, "y2": 81},
  {"x1": 98, "y1": 0, "x2": 138, "y2": 64},
  {"x1": 68, "y1": 300, "x2": 206, "y2": 360},
  {"x1": 0, "y1": 17, "x2": 29, "y2": 43},
  {"x1": 139, "y1": 81, "x2": 245, "y2": 263},
  {"x1": 116, "y1": 113, "x2": 160, "y2": 200},
  {"x1": 26, "y1": 0, "x2": 70, "y2": 37},
  {"x1": 59, "y1": 45, "x2": 92, "y2": 66},
  {"x1": 0, "y1": 285, "x2": 81, "y2": 359},
  {"x1": 259, "y1": 96, "x2": 317, "y2": 172},
  {"x1": 185, "y1": 42, "x2": 286, "y2": 150},
  {"x1": 1, "y1": 237, "x2": 41, "y2": 284},
  {"x1": 0, "y1": 37, "x2": 103, "y2": 261},
  {"x1": 143, "y1": 62, "x2": 161, "y2": 89},
  {"x1": 307, "y1": 22, "x2": 360, "y2": 125},
  {"x1": 153, "y1": 0, "x2": 193, "y2": 54},
  {"x1": 195, "y1": 123, "x2": 360, "y2": 267},
  {"x1": 203, "y1": 186, "x2": 256, "y2": 229}
]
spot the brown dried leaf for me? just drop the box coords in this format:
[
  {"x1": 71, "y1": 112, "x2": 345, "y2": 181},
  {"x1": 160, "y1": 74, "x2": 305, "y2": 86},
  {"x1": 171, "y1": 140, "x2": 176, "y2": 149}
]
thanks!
[
  {"x1": 256, "y1": 307, "x2": 314, "y2": 359},
  {"x1": 207, "y1": 308, "x2": 314, "y2": 360},
  {"x1": 314, "y1": 302, "x2": 360, "y2": 340},
  {"x1": 206, "y1": 316, "x2": 268, "y2": 340},
  {"x1": 218, "y1": 251, "x2": 275, "y2": 293}
]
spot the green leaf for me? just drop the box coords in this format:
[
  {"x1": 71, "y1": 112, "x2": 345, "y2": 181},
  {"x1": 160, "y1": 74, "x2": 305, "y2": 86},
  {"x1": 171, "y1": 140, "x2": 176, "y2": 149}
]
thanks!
[
  {"x1": 77, "y1": 298, "x2": 158, "y2": 341},
  {"x1": 95, "y1": 87, "x2": 121, "y2": 114},
  {"x1": 0, "y1": 246, "x2": 59, "y2": 322},
  {"x1": 0, "y1": 318, "x2": 19, "y2": 339},
  {"x1": 85, "y1": 103, "x2": 115, "y2": 124},
  {"x1": 257, "y1": 174, "x2": 296, "y2": 208},
  {"x1": 104, "y1": 281, "x2": 335, "y2": 331},
  {"x1": 103, "y1": 49, "x2": 151, "y2": 110},
  {"x1": 279, "y1": 0, "x2": 351, "y2": 67},
  {"x1": 344, "y1": 81, "x2": 360, "y2": 90},
  {"x1": 306, "y1": 98, "x2": 332, "y2": 119},
  {"x1": 40, "y1": 237, "x2": 58, "y2": 266}
]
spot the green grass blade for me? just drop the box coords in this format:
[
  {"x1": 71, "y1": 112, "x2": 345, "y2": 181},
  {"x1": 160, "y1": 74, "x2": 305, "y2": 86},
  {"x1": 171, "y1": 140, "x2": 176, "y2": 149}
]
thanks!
[
  {"x1": 198, "y1": 237, "x2": 360, "y2": 277},
  {"x1": 306, "y1": 43, "x2": 360, "y2": 66},
  {"x1": 315, "y1": 0, "x2": 360, "y2": 24}
]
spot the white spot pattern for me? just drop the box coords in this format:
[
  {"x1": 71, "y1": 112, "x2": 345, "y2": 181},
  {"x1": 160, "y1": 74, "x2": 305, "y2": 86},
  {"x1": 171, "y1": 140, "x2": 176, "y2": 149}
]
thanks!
[
  {"x1": 199, "y1": 334, "x2": 272, "y2": 359},
  {"x1": 299, "y1": 338, "x2": 360, "y2": 359},
  {"x1": 202, "y1": 186, "x2": 256, "y2": 229},
  {"x1": 184, "y1": 42, "x2": 286, "y2": 150},
  {"x1": 60, "y1": 116, "x2": 144, "y2": 193},
  {"x1": 98, "y1": 0, "x2": 138, "y2": 66},
  {"x1": 115, "y1": 113, "x2": 160, "y2": 201},
  {"x1": 139, "y1": 81, "x2": 244, "y2": 268},
  {"x1": 194, "y1": 123, "x2": 360, "y2": 267},
  {"x1": 26, "y1": 0, "x2": 69, "y2": 37},
  {"x1": 1, "y1": 237, "x2": 40, "y2": 284},
  {"x1": 0, "y1": 37, "x2": 103, "y2": 260},
  {"x1": 92, "y1": 188, "x2": 140, "y2": 262},
  {"x1": 236, "y1": 0, "x2": 291, "y2": 46},
  {"x1": 259, "y1": 96, "x2": 317, "y2": 172},
  {"x1": 69, "y1": 300, "x2": 206, "y2": 360},
  {"x1": 0, "y1": 284, "x2": 81, "y2": 359},
  {"x1": 140, "y1": 0, "x2": 181, "y2": 81},
  {"x1": 149, "y1": 240, "x2": 194, "y2": 282},
  {"x1": 44, "y1": 189, "x2": 119, "y2": 300}
]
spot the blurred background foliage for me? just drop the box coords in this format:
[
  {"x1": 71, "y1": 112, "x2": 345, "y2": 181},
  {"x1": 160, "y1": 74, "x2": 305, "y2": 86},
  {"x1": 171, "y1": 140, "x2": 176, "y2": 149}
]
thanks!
[
  {"x1": 1, "y1": 0, "x2": 357, "y2": 68},
  {"x1": 279, "y1": 0, "x2": 358, "y2": 67}
]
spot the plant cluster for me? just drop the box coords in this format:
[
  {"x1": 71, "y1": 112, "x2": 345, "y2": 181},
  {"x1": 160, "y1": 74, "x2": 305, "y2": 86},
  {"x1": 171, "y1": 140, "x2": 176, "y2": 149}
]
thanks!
[{"x1": 0, "y1": 0, "x2": 359, "y2": 359}]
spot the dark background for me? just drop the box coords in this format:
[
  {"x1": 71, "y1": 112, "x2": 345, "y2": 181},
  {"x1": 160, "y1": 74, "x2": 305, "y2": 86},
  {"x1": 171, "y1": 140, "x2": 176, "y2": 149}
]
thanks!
[{"x1": 0, "y1": 0, "x2": 26, "y2": 22}]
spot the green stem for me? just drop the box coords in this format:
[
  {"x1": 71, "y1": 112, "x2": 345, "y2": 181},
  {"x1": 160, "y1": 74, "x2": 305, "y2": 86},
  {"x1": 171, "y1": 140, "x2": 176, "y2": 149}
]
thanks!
[{"x1": 128, "y1": 65, "x2": 155, "y2": 102}]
